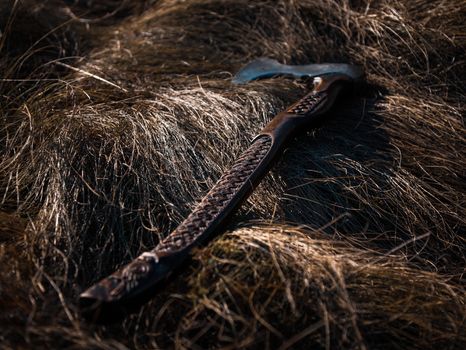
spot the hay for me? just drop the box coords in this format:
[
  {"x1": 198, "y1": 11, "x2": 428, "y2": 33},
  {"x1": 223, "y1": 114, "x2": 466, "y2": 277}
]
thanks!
[{"x1": 0, "y1": 0, "x2": 464, "y2": 349}]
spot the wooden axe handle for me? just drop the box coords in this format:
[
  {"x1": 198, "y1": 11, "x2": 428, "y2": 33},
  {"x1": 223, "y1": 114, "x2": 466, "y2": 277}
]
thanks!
[{"x1": 79, "y1": 76, "x2": 347, "y2": 322}]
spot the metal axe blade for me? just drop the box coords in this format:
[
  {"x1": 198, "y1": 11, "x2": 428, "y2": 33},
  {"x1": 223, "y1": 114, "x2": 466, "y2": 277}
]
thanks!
[{"x1": 232, "y1": 57, "x2": 363, "y2": 84}]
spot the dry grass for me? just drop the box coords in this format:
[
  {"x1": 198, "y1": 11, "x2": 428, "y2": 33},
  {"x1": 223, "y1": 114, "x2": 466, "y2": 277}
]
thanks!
[{"x1": 0, "y1": 0, "x2": 465, "y2": 349}]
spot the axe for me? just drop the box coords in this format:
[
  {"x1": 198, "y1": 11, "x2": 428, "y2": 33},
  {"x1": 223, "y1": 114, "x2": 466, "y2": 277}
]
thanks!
[{"x1": 79, "y1": 58, "x2": 364, "y2": 322}]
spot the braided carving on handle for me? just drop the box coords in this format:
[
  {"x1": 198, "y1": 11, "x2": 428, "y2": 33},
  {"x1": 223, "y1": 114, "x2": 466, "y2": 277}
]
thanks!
[
  {"x1": 287, "y1": 91, "x2": 326, "y2": 115},
  {"x1": 156, "y1": 134, "x2": 272, "y2": 254}
]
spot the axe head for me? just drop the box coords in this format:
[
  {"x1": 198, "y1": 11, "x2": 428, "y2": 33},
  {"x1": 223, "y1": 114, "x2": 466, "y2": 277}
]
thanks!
[{"x1": 232, "y1": 57, "x2": 363, "y2": 85}]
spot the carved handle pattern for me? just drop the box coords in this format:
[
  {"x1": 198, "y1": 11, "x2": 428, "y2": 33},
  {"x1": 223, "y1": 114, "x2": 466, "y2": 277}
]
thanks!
[{"x1": 156, "y1": 134, "x2": 272, "y2": 254}]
